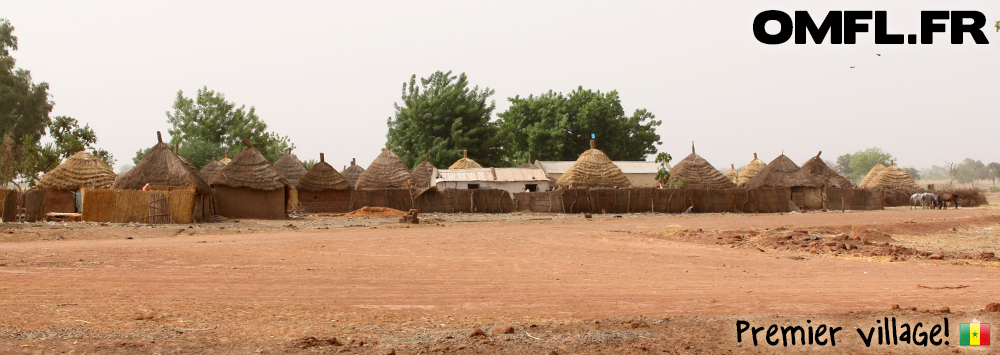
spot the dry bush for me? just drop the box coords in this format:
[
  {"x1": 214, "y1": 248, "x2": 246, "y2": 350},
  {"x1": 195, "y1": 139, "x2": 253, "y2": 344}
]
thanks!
[{"x1": 883, "y1": 187, "x2": 987, "y2": 207}]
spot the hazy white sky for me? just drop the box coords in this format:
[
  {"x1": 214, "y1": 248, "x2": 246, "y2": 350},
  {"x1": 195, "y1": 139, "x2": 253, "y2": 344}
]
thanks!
[{"x1": 3, "y1": 1, "x2": 998, "y2": 171}]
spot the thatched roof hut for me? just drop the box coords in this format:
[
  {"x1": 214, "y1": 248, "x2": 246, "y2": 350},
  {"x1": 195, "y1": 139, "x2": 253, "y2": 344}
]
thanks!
[
  {"x1": 354, "y1": 146, "x2": 414, "y2": 189},
  {"x1": 667, "y1": 144, "x2": 736, "y2": 189},
  {"x1": 449, "y1": 150, "x2": 482, "y2": 169},
  {"x1": 858, "y1": 160, "x2": 886, "y2": 189},
  {"x1": 200, "y1": 154, "x2": 226, "y2": 181},
  {"x1": 800, "y1": 151, "x2": 854, "y2": 188},
  {"x1": 723, "y1": 164, "x2": 738, "y2": 184},
  {"x1": 114, "y1": 134, "x2": 214, "y2": 194},
  {"x1": 342, "y1": 158, "x2": 364, "y2": 187},
  {"x1": 518, "y1": 163, "x2": 541, "y2": 169},
  {"x1": 273, "y1": 150, "x2": 308, "y2": 187},
  {"x1": 867, "y1": 161, "x2": 919, "y2": 189},
  {"x1": 210, "y1": 139, "x2": 290, "y2": 219},
  {"x1": 555, "y1": 140, "x2": 631, "y2": 188},
  {"x1": 296, "y1": 153, "x2": 351, "y2": 192},
  {"x1": 736, "y1": 153, "x2": 766, "y2": 187},
  {"x1": 210, "y1": 140, "x2": 289, "y2": 191},
  {"x1": 410, "y1": 154, "x2": 437, "y2": 189},
  {"x1": 744, "y1": 154, "x2": 824, "y2": 189},
  {"x1": 37, "y1": 151, "x2": 116, "y2": 191}
]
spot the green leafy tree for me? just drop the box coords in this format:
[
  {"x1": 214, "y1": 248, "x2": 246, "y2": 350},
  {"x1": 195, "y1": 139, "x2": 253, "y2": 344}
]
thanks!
[
  {"x1": 654, "y1": 152, "x2": 672, "y2": 185},
  {"x1": 386, "y1": 71, "x2": 500, "y2": 168},
  {"x1": 987, "y1": 162, "x2": 1000, "y2": 186},
  {"x1": 847, "y1": 147, "x2": 894, "y2": 183},
  {"x1": 302, "y1": 159, "x2": 317, "y2": 170},
  {"x1": 45, "y1": 115, "x2": 114, "y2": 166},
  {"x1": 496, "y1": 87, "x2": 661, "y2": 164},
  {"x1": 141, "y1": 87, "x2": 292, "y2": 169},
  {"x1": 0, "y1": 18, "x2": 54, "y2": 186},
  {"x1": 955, "y1": 158, "x2": 987, "y2": 185},
  {"x1": 834, "y1": 153, "x2": 853, "y2": 177},
  {"x1": 903, "y1": 167, "x2": 921, "y2": 181}
]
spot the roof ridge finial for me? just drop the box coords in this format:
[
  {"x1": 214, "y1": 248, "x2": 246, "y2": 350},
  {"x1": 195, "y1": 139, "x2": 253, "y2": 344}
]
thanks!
[
  {"x1": 320, "y1": 153, "x2": 325, "y2": 163},
  {"x1": 242, "y1": 138, "x2": 252, "y2": 148},
  {"x1": 691, "y1": 141, "x2": 695, "y2": 154},
  {"x1": 156, "y1": 131, "x2": 163, "y2": 143},
  {"x1": 753, "y1": 152, "x2": 757, "y2": 160},
  {"x1": 590, "y1": 139, "x2": 595, "y2": 150},
  {"x1": 817, "y1": 151, "x2": 822, "y2": 158},
  {"x1": 463, "y1": 149, "x2": 468, "y2": 159}
]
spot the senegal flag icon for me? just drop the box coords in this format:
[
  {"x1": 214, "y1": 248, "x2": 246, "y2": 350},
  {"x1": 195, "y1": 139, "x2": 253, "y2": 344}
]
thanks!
[{"x1": 961, "y1": 323, "x2": 990, "y2": 346}]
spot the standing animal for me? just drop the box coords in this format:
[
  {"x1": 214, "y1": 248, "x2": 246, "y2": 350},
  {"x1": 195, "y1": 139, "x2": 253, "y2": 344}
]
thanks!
[
  {"x1": 910, "y1": 193, "x2": 923, "y2": 210},
  {"x1": 937, "y1": 193, "x2": 959, "y2": 209},
  {"x1": 920, "y1": 193, "x2": 937, "y2": 210}
]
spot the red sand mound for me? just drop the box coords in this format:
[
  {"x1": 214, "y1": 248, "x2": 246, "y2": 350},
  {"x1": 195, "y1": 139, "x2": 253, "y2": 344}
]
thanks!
[{"x1": 342, "y1": 206, "x2": 407, "y2": 217}]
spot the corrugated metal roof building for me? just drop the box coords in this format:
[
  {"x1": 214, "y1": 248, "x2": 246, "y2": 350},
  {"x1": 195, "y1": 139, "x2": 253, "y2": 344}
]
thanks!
[{"x1": 436, "y1": 167, "x2": 551, "y2": 194}]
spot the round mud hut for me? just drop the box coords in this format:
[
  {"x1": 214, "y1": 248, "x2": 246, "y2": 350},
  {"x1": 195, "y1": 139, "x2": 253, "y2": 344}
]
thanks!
[
  {"x1": 667, "y1": 144, "x2": 736, "y2": 189},
  {"x1": 295, "y1": 153, "x2": 352, "y2": 213},
  {"x1": 858, "y1": 160, "x2": 887, "y2": 189},
  {"x1": 114, "y1": 132, "x2": 217, "y2": 222},
  {"x1": 555, "y1": 140, "x2": 631, "y2": 188},
  {"x1": 448, "y1": 150, "x2": 482, "y2": 169},
  {"x1": 410, "y1": 154, "x2": 437, "y2": 189},
  {"x1": 354, "y1": 146, "x2": 414, "y2": 189},
  {"x1": 200, "y1": 154, "x2": 226, "y2": 181},
  {"x1": 867, "y1": 161, "x2": 919, "y2": 189},
  {"x1": 210, "y1": 139, "x2": 291, "y2": 219},
  {"x1": 342, "y1": 158, "x2": 364, "y2": 187},
  {"x1": 745, "y1": 154, "x2": 825, "y2": 210},
  {"x1": 800, "y1": 151, "x2": 854, "y2": 188},
  {"x1": 724, "y1": 164, "x2": 738, "y2": 184},
  {"x1": 273, "y1": 150, "x2": 308, "y2": 187},
  {"x1": 36, "y1": 150, "x2": 117, "y2": 215},
  {"x1": 736, "y1": 153, "x2": 767, "y2": 187}
]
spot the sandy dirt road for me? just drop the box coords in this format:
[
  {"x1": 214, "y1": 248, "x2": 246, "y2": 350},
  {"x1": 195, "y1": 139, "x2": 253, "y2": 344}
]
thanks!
[{"x1": 0, "y1": 209, "x2": 997, "y2": 354}]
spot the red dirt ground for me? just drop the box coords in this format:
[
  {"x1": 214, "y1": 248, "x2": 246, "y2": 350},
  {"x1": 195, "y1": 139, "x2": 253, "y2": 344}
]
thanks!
[{"x1": 1, "y1": 209, "x2": 999, "y2": 354}]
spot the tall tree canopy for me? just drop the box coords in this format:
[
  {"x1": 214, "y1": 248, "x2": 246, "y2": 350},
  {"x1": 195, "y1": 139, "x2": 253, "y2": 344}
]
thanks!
[
  {"x1": 955, "y1": 158, "x2": 987, "y2": 184},
  {"x1": 0, "y1": 18, "x2": 55, "y2": 186},
  {"x1": 846, "y1": 147, "x2": 894, "y2": 183},
  {"x1": 386, "y1": 71, "x2": 500, "y2": 168},
  {"x1": 137, "y1": 87, "x2": 293, "y2": 168},
  {"x1": 496, "y1": 87, "x2": 661, "y2": 164}
]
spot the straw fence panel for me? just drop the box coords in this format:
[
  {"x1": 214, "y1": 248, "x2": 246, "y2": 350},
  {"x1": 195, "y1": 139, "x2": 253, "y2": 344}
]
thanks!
[
  {"x1": 82, "y1": 188, "x2": 196, "y2": 224},
  {"x1": 824, "y1": 187, "x2": 883, "y2": 211}
]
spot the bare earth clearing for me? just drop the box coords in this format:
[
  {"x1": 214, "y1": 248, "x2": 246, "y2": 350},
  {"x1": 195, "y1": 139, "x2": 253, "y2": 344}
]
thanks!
[{"x1": 2, "y1": 203, "x2": 1000, "y2": 354}]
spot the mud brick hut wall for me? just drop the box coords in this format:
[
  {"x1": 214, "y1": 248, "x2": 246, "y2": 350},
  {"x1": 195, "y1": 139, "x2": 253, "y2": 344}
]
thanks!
[
  {"x1": 42, "y1": 189, "x2": 77, "y2": 215},
  {"x1": 298, "y1": 190, "x2": 352, "y2": 213},
  {"x1": 823, "y1": 187, "x2": 884, "y2": 210},
  {"x1": 214, "y1": 186, "x2": 288, "y2": 220}
]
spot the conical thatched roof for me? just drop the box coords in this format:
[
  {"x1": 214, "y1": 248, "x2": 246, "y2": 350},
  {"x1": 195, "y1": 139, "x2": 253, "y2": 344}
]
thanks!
[
  {"x1": 667, "y1": 144, "x2": 736, "y2": 189},
  {"x1": 556, "y1": 140, "x2": 631, "y2": 188},
  {"x1": 736, "y1": 153, "x2": 766, "y2": 187},
  {"x1": 858, "y1": 160, "x2": 886, "y2": 189},
  {"x1": 745, "y1": 154, "x2": 824, "y2": 189},
  {"x1": 342, "y1": 158, "x2": 364, "y2": 187},
  {"x1": 723, "y1": 164, "x2": 738, "y2": 184},
  {"x1": 410, "y1": 154, "x2": 436, "y2": 189},
  {"x1": 354, "y1": 147, "x2": 414, "y2": 189},
  {"x1": 296, "y1": 153, "x2": 351, "y2": 192},
  {"x1": 210, "y1": 139, "x2": 289, "y2": 191},
  {"x1": 867, "y1": 161, "x2": 918, "y2": 189},
  {"x1": 219, "y1": 151, "x2": 232, "y2": 165},
  {"x1": 37, "y1": 151, "x2": 116, "y2": 191},
  {"x1": 800, "y1": 151, "x2": 854, "y2": 188},
  {"x1": 114, "y1": 133, "x2": 214, "y2": 194},
  {"x1": 273, "y1": 151, "x2": 308, "y2": 186},
  {"x1": 449, "y1": 150, "x2": 482, "y2": 169},
  {"x1": 200, "y1": 154, "x2": 226, "y2": 181},
  {"x1": 518, "y1": 163, "x2": 540, "y2": 169}
]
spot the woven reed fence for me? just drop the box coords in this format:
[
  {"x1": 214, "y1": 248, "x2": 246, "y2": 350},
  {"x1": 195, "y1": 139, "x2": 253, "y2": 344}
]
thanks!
[
  {"x1": 349, "y1": 189, "x2": 515, "y2": 213},
  {"x1": 82, "y1": 187, "x2": 196, "y2": 224}
]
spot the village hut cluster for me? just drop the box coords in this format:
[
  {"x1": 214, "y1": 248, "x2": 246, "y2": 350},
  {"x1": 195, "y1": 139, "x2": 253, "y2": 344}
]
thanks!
[{"x1": 2, "y1": 133, "x2": 910, "y2": 224}]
